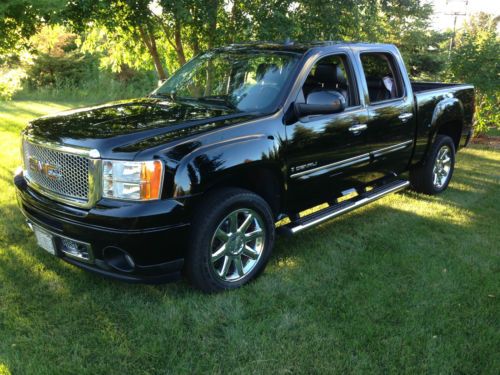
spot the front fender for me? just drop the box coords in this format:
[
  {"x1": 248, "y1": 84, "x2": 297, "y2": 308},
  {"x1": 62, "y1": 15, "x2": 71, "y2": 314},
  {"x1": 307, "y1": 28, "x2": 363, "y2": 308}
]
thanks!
[{"x1": 172, "y1": 134, "x2": 282, "y2": 197}]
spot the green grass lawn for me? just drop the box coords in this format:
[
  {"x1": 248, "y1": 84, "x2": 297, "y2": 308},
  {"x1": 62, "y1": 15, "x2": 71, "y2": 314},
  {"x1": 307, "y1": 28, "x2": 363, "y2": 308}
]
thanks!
[{"x1": 1, "y1": 101, "x2": 499, "y2": 374}]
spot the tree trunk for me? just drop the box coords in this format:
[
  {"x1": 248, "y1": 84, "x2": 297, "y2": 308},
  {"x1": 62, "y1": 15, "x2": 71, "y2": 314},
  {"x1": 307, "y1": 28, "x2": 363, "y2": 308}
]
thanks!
[
  {"x1": 207, "y1": 0, "x2": 219, "y2": 49},
  {"x1": 138, "y1": 25, "x2": 167, "y2": 81},
  {"x1": 230, "y1": 0, "x2": 242, "y2": 43},
  {"x1": 192, "y1": 34, "x2": 200, "y2": 56},
  {"x1": 174, "y1": 18, "x2": 187, "y2": 66}
]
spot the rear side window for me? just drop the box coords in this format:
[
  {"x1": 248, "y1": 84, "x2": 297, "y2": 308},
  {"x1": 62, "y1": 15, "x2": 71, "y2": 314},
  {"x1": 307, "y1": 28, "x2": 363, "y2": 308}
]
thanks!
[{"x1": 360, "y1": 53, "x2": 404, "y2": 103}]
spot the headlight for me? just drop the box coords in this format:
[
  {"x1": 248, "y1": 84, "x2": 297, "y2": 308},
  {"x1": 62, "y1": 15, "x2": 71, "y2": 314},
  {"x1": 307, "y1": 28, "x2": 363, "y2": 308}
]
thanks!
[{"x1": 102, "y1": 160, "x2": 163, "y2": 201}]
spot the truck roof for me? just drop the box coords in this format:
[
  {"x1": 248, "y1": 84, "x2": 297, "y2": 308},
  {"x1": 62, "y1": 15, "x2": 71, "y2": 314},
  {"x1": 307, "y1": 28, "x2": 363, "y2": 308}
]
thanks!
[{"x1": 219, "y1": 41, "x2": 397, "y2": 54}]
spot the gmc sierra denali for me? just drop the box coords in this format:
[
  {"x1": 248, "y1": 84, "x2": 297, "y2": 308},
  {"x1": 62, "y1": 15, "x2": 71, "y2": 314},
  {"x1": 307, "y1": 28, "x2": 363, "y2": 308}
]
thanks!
[{"x1": 14, "y1": 42, "x2": 475, "y2": 292}]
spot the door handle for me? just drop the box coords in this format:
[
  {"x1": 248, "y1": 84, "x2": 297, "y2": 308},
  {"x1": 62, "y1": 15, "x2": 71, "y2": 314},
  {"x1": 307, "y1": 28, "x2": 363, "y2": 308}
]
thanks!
[
  {"x1": 348, "y1": 124, "x2": 368, "y2": 134},
  {"x1": 398, "y1": 113, "x2": 414, "y2": 122}
]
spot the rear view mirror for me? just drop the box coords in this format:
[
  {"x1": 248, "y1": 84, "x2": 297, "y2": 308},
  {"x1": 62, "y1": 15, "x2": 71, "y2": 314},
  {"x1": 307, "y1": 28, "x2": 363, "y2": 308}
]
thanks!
[{"x1": 295, "y1": 91, "x2": 346, "y2": 117}]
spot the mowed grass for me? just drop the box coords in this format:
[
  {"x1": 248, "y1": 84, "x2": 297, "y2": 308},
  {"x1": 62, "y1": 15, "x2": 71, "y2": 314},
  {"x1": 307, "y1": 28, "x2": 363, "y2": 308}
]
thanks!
[{"x1": 0, "y1": 100, "x2": 499, "y2": 375}]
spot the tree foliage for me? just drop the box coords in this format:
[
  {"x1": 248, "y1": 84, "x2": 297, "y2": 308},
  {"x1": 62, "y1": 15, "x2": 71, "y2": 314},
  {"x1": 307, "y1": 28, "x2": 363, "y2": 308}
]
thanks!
[
  {"x1": 0, "y1": 0, "x2": 498, "y2": 133},
  {"x1": 448, "y1": 13, "x2": 500, "y2": 133},
  {"x1": 0, "y1": 0, "x2": 65, "y2": 54},
  {"x1": 61, "y1": 0, "x2": 437, "y2": 80}
]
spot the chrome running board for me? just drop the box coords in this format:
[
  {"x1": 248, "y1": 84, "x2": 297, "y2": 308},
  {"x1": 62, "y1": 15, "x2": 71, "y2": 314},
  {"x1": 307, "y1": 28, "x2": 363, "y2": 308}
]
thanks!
[{"x1": 281, "y1": 179, "x2": 410, "y2": 235}]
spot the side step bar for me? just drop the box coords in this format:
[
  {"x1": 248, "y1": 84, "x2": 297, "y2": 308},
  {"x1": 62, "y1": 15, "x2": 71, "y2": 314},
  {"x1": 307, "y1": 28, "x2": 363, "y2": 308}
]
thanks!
[{"x1": 281, "y1": 179, "x2": 410, "y2": 235}]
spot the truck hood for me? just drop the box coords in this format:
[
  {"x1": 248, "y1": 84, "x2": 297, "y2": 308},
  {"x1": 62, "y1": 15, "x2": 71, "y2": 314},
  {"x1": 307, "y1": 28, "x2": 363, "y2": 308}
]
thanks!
[{"x1": 24, "y1": 98, "x2": 256, "y2": 159}]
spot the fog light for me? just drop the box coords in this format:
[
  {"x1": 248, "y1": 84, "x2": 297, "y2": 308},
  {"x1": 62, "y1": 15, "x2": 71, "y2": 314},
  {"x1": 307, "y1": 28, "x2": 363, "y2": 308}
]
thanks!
[{"x1": 61, "y1": 238, "x2": 92, "y2": 262}]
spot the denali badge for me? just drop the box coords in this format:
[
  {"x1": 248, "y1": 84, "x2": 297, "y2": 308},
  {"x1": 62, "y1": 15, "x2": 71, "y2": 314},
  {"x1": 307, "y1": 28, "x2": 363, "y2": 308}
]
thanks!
[
  {"x1": 28, "y1": 156, "x2": 63, "y2": 181},
  {"x1": 290, "y1": 161, "x2": 318, "y2": 173}
]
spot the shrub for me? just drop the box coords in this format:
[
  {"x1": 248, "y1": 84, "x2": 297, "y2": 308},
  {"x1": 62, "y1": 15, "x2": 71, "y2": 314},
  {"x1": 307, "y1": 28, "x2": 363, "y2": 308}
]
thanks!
[
  {"x1": 448, "y1": 13, "x2": 499, "y2": 134},
  {"x1": 474, "y1": 92, "x2": 500, "y2": 134},
  {"x1": 0, "y1": 67, "x2": 25, "y2": 100}
]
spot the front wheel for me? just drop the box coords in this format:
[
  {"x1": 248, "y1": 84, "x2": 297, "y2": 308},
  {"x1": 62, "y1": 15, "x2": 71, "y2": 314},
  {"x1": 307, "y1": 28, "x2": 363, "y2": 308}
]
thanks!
[
  {"x1": 410, "y1": 135, "x2": 456, "y2": 195},
  {"x1": 186, "y1": 188, "x2": 275, "y2": 293}
]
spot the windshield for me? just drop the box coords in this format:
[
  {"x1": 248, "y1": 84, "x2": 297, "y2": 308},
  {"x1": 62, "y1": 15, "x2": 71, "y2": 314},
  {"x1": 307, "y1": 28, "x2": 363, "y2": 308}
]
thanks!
[{"x1": 153, "y1": 50, "x2": 301, "y2": 113}]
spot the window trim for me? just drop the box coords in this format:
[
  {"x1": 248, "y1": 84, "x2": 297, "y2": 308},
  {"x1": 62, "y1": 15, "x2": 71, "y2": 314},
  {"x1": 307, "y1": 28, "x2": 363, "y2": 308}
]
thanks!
[
  {"x1": 294, "y1": 52, "x2": 360, "y2": 108},
  {"x1": 359, "y1": 51, "x2": 406, "y2": 106}
]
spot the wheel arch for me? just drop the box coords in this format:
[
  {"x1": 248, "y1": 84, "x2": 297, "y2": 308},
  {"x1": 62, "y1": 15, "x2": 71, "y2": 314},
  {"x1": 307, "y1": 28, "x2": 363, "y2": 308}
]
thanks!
[
  {"x1": 172, "y1": 135, "x2": 285, "y2": 218},
  {"x1": 202, "y1": 165, "x2": 284, "y2": 218},
  {"x1": 430, "y1": 97, "x2": 465, "y2": 150}
]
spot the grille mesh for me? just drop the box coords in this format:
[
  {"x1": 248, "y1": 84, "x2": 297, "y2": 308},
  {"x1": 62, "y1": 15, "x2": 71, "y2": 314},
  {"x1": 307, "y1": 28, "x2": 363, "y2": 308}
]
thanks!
[{"x1": 23, "y1": 140, "x2": 90, "y2": 201}]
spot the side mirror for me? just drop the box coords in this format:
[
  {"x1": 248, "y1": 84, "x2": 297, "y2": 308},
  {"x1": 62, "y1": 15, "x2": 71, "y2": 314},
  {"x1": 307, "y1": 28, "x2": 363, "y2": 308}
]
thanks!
[{"x1": 295, "y1": 90, "x2": 346, "y2": 117}]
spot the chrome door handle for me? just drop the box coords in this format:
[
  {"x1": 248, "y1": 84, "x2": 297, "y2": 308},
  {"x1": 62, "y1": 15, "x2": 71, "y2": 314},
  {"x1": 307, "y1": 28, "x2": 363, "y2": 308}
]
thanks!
[
  {"x1": 398, "y1": 113, "x2": 414, "y2": 122},
  {"x1": 348, "y1": 124, "x2": 368, "y2": 134}
]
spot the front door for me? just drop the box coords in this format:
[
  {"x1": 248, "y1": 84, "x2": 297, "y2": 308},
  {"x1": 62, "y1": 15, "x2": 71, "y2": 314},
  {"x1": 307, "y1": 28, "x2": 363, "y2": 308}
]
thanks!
[{"x1": 285, "y1": 53, "x2": 372, "y2": 212}]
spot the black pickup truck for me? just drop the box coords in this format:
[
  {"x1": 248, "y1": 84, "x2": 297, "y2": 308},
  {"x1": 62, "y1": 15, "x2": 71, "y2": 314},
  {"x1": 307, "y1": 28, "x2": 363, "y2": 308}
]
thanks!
[{"x1": 14, "y1": 42, "x2": 475, "y2": 292}]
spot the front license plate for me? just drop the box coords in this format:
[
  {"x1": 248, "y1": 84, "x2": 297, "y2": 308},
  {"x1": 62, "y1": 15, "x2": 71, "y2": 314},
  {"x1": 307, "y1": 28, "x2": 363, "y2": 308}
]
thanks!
[{"x1": 33, "y1": 226, "x2": 56, "y2": 255}]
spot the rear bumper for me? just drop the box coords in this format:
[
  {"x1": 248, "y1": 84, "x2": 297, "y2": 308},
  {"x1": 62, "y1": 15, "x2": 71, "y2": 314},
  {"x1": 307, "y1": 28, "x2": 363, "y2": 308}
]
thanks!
[{"x1": 14, "y1": 172, "x2": 189, "y2": 283}]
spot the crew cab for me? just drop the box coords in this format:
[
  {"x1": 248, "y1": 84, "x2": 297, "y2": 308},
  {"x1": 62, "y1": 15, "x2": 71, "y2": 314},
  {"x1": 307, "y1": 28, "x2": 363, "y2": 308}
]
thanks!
[{"x1": 14, "y1": 42, "x2": 475, "y2": 292}]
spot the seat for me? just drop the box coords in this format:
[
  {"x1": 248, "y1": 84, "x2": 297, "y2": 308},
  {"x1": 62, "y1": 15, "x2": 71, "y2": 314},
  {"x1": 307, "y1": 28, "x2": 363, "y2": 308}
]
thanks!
[
  {"x1": 308, "y1": 64, "x2": 349, "y2": 105},
  {"x1": 366, "y1": 77, "x2": 391, "y2": 102}
]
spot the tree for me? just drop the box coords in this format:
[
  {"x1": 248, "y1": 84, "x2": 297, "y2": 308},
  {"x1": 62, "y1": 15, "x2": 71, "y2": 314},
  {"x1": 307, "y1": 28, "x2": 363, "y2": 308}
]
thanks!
[
  {"x1": 0, "y1": 0, "x2": 65, "y2": 54},
  {"x1": 448, "y1": 13, "x2": 500, "y2": 133},
  {"x1": 65, "y1": 0, "x2": 169, "y2": 80}
]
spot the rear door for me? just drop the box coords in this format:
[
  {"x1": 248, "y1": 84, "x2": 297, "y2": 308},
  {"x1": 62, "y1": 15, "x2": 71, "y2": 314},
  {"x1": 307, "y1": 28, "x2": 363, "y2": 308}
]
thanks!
[{"x1": 355, "y1": 50, "x2": 416, "y2": 177}]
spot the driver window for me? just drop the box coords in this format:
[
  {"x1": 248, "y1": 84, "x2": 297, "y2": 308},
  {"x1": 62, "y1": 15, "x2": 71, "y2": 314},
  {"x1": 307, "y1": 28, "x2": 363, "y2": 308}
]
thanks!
[{"x1": 300, "y1": 54, "x2": 357, "y2": 107}]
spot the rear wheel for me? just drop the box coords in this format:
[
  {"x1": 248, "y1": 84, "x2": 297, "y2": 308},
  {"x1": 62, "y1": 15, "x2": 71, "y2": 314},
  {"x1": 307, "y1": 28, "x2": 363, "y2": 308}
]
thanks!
[
  {"x1": 186, "y1": 188, "x2": 275, "y2": 293},
  {"x1": 410, "y1": 135, "x2": 456, "y2": 195}
]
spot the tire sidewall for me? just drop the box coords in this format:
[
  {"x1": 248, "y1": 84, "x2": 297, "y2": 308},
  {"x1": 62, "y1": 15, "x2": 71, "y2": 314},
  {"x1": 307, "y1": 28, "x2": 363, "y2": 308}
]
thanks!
[
  {"x1": 428, "y1": 136, "x2": 456, "y2": 194},
  {"x1": 188, "y1": 189, "x2": 275, "y2": 291}
]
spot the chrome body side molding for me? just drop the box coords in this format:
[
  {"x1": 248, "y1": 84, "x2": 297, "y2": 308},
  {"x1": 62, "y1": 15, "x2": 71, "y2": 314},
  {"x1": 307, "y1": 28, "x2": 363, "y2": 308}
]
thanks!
[{"x1": 290, "y1": 140, "x2": 413, "y2": 180}]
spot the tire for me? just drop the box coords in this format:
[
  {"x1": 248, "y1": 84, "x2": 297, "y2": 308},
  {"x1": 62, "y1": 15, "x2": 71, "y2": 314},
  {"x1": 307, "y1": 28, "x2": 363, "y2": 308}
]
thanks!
[
  {"x1": 186, "y1": 188, "x2": 275, "y2": 293},
  {"x1": 410, "y1": 135, "x2": 456, "y2": 195}
]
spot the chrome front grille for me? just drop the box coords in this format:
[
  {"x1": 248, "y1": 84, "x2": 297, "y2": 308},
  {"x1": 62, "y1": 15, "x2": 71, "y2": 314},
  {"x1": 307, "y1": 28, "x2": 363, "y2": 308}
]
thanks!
[{"x1": 22, "y1": 138, "x2": 101, "y2": 208}]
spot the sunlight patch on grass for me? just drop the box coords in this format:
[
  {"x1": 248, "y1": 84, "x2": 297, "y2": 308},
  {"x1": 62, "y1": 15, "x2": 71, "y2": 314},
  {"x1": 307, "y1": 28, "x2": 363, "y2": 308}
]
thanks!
[
  {"x1": 275, "y1": 257, "x2": 300, "y2": 269},
  {"x1": 384, "y1": 194, "x2": 475, "y2": 228},
  {"x1": 0, "y1": 363, "x2": 12, "y2": 375}
]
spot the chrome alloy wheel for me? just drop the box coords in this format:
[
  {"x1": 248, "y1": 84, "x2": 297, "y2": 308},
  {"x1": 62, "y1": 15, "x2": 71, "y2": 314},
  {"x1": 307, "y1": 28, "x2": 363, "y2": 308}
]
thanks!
[
  {"x1": 210, "y1": 208, "x2": 266, "y2": 282},
  {"x1": 433, "y1": 145, "x2": 452, "y2": 189}
]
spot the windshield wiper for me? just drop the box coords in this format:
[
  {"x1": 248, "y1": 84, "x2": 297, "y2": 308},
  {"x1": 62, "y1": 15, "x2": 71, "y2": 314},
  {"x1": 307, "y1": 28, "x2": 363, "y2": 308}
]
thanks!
[
  {"x1": 196, "y1": 96, "x2": 237, "y2": 110},
  {"x1": 151, "y1": 93, "x2": 238, "y2": 110}
]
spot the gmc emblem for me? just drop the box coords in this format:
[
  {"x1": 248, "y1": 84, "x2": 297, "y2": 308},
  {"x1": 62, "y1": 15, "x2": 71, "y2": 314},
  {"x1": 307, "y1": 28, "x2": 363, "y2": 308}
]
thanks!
[{"x1": 28, "y1": 156, "x2": 63, "y2": 181}]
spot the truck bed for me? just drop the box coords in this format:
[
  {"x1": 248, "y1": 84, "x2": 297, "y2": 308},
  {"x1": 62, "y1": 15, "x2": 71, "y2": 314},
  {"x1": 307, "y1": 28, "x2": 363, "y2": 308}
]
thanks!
[
  {"x1": 411, "y1": 81, "x2": 467, "y2": 93},
  {"x1": 410, "y1": 81, "x2": 475, "y2": 166}
]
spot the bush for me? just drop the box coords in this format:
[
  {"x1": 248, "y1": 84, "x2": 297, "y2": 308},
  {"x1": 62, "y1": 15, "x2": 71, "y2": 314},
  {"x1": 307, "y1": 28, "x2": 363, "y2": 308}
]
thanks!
[
  {"x1": 474, "y1": 92, "x2": 500, "y2": 134},
  {"x1": 448, "y1": 13, "x2": 499, "y2": 135},
  {"x1": 15, "y1": 69, "x2": 156, "y2": 102},
  {"x1": 23, "y1": 25, "x2": 99, "y2": 90},
  {"x1": 13, "y1": 25, "x2": 157, "y2": 103},
  {"x1": 0, "y1": 67, "x2": 25, "y2": 100},
  {"x1": 24, "y1": 52, "x2": 98, "y2": 90}
]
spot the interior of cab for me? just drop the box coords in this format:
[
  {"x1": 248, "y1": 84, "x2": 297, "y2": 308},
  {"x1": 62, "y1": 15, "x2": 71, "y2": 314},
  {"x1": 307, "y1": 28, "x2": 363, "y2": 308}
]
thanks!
[
  {"x1": 360, "y1": 53, "x2": 403, "y2": 103},
  {"x1": 299, "y1": 55, "x2": 354, "y2": 107}
]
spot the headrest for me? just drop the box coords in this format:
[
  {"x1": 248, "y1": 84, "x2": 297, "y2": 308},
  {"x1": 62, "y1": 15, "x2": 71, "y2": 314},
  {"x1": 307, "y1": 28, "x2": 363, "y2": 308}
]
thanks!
[
  {"x1": 366, "y1": 77, "x2": 385, "y2": 89},
  {"x1": 315, "y1": 64, "x2": 347, "y2": 88}
]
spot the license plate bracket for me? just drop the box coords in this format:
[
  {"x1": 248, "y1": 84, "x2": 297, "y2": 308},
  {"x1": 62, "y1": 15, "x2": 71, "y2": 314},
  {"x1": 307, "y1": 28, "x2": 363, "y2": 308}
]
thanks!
[{"x1": 33, "y1": 226, "x2": 57, "y2": 255}]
